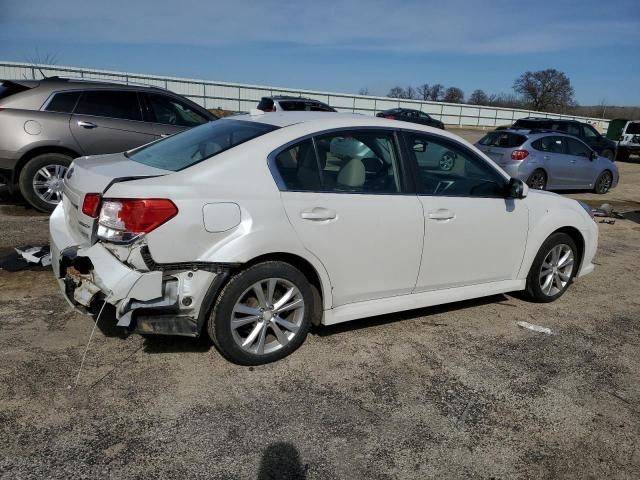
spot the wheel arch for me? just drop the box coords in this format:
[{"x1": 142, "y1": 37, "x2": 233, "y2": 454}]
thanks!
[
  {"x1": 13, "y1": 145, "x2": 81, "y2": 184},
  {"x1": 552, "y1": 226, "x2": 585, "y2": 274}
]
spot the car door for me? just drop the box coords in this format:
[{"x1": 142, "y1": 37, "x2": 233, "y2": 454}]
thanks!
[
  {"x1": 70, "y1": 89, "x2": 158, "y2": 155},
  {"x1": 142, "y1": 92, "x2": 211, "y2": 137},
  {"x1": 565, "y1": 137, "x2": 598, "y2": 188},
  {"x1": 532, "y1": 135, "x2": 574, "y2": 189},
  {"x1": 272, "y1": 129, "x2": 424, "y2": 307},
  {"x1": 402, "y1": 131, "x2": 528, "y2": 292}
]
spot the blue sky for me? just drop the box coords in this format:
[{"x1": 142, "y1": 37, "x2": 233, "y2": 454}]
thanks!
[{"x1": 1, "y1": 0, "x2": 639, "y2": 105}]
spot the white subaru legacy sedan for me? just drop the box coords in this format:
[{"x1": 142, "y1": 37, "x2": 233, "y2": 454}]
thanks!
[{"x1": 50, "y1": 112, "x2": 598, "y2": 364}]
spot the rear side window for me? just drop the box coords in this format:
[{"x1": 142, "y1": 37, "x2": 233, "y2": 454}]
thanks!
[
  {"x1": 531, "y1": 136, "x2": 565, "y2": 153},
  {"x1": 44, "y1": 91, "x2": 81, "y2": 113},
  {"x1": 279, "y1": 100, "x2": 334, "y2": 112},
  {"x1": 478, "y1": 132, "x2": 526, "y2": 148},
  {"x1": 128, "y1": 119, "x2": 278, "y2": 171},
  {"x1": 565, "y1": 138, "x2": 591, "y2": 157},
  {"x1": 257, "y1": 97, "x2": 275, "y2": 111},
  {"x1": 146, "y1": 93, "x2": 208, "y2": 127},
  {"x1": 626, "y1": 122, "x2": 640, "y2": 134},
  {"x1": 75, "y1": 90, "x2": 142, "y2": 121},
  {"x1": 0, "y1": 81, "x2": 31, "y2": 100}
]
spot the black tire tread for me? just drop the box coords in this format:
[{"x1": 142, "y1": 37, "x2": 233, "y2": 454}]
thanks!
[{"x1": 524, "y1": 232, "x2": 577, "y2": 303}]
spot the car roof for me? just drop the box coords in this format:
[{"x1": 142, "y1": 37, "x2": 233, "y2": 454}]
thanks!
[
  {"x1": 495, "y1": 128, "x2": 586, "y2": 141},
  {"x1": 269, "y1": 96, "x2": 328, "y2": 103},
  {"x1": 517, "y1": 117, "x2": 580, "y2": 124}
]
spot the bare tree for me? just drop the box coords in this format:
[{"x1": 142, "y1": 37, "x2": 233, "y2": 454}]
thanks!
[
  {"x1": 468, "y1": 89, "x2": 489, "y2": 105},
  {"x1": 402, "y1": 86, "x2": 417, "y2": 100},
  {"x1": 387, "y1": 86, "x2": 405, "y2": 98},
  {"x1": 513, "y1": 69, "x2": 575, "y2": 112},
  {"x1": 443, "y1": 87, "x2": 464, "y2": 103},
  {"x1": 428, "y1": 84, "x2": 444, "y2": 101},
  {"x1": 416, "y1": 83, "x2": 430, "y2": 101},
  {"x1": 358, "y1": 87, "x2": 370, "y2": 96}
]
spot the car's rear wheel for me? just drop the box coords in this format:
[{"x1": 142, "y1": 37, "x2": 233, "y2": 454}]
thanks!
[
  {"x1": 18, "y1": 153, "x2": 72, "y2": 212},
  {"x1": 525, "y1": 232, "x2": 578, "y2": 303},
  {"x1": 208, "y1": 261, "x2": 314, "y2": 365},
  {"x1": 527, "y1": 169, "x2": 547, "y2": 190},
  {"x1": 593, "y1": 170, "x2": 612, "y2": 194}
]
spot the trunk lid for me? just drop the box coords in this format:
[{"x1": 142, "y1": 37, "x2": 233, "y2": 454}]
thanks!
[{"x1": 63, "y1": 153, "x2": 171, "y2": 245}]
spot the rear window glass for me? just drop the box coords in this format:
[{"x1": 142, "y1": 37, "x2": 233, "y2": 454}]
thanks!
[
  {"x1": 478, "y1": 132, "x2": 526, "y2": 148},
  {"x1": 127, "y1": 119, "x2": 278, "y2": 171},
  {"x1": 44, "y1": 91, "x2": 81, "y2": 113},
  {"x1": 626, "y1": 122, "x2": 640, "y2": 134},
  {"x1": 279, "y1": 100, "x2": 335, "y2": 112},
  {"x1": 0, "y1": 81, "x2": 31, "y2": 100}
]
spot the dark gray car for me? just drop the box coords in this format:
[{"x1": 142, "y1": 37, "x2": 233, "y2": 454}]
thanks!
[{"x1": 0, "y1": 77, "x2": 216, "y2": 211}]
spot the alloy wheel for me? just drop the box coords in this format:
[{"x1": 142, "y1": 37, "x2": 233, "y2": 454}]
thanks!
[
  {"x1": 32, "y1": 164, "x2": 67, "y2": 205},
  {"x1": 230, "y1": 278, "x2": 305, "y2": 355},
  {"x1": 539, "y1": 244, "x2": 574, "y2": 296},
  {"x1": 527, "y1": 171, "x2": 546, "y2": 190},
  {"x1": 597, "y1": 171, "x2": 612, "y2": 193}
]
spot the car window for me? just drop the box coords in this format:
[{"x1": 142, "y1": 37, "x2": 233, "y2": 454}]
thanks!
[
  {"x1": 478, "y1": 132, "x2": 527, "y2": 148},
  {"x1": 531, "y1": 136, "x2": 565, "y2": 154},
  {"x1": 418, "y1": 112, "x2": 431, "y2": 119},
  {"x1": 272, "y1": 130, "x2": 402, "y2": 194},
  {"x1": 128, "y1": 119, "x2": 278, "y2": 171},
  {"x1": 279, "y1": 100, "x2": 334, "y2": 112},
  {"x1": 44, "y1": 91, "x2": 81, "y2": 113},
  {"x1": 565, "y1": 124, "x2": 581, "y2": 137},
  {"x1": 257, "y1": 97, "x2": 275, "y2": 112},
  {"x1": 625, "y1": 122, "x2": 640, "y2": 134},
  {"x1": 75, "y1": 90, "x2": 142, "y2": 121},
  {"x1": 582, "y1": 124, "x2": 599, "y2": 139},
  {"x1": 146, "y1": 93, "x2": 208, "y2": 127},
  {"x1": 565, "y1": 138, "x2": 591, "y2": 158},
  {"x1": 405, "y1": 132, "x2": 506, "y2": 197}
]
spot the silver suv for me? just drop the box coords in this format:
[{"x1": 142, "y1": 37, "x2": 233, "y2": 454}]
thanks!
[
  {"x1": 475, "y1": 129, "x2": 619, "y2": 194},
  {"x1": 0, "y1": 77, "x2": 216, "y2": 211}
]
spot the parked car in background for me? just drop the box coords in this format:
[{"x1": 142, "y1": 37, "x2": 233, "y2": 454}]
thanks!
[
  {"x1": 257, "y1": 96, "x2": 336, "y2": 112},
  {"x1": 498, "y1": 117, "x2": 616, "y2": 161},
  {"x1": 0, "y1": 77, "x2": 216, "y2": 212},
  {"x1": 614, "y1": 120, "x2": 640, "y2": 161},
  {"x1": 51, "y1": 111, "x2": 598, "y2": 365},
  {"x1": 376, "y1": 108, "x2": 445, "y2": 129},
  {"x1": 475, "y1": 129, "x2": 618, "y2": 193}
]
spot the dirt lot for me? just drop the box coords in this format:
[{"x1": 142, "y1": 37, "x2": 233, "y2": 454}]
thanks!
[{"x1": 1, "y1": 130, "x2": 639, "y2": 479}]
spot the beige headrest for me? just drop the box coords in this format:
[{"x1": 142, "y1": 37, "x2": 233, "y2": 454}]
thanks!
[{"x1": 337, "y1": 158, "x2": 365, "y2": 188}]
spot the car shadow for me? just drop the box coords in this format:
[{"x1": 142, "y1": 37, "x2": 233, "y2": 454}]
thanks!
[
  {"x1": 257, "y1": 442, "x2": 307, "y2": 480},
  {"x1": 313, "y1": 293, "x2": 510, "y2": 337}
]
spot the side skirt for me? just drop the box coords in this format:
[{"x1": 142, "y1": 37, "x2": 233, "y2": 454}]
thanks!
[{"x1": 322, "y1": 279, "x2": 525, "y2": 326}]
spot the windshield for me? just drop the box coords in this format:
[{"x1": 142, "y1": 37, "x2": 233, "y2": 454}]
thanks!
[{"x1": 127, "y1": 119, "x2": 279, "y2": 171}]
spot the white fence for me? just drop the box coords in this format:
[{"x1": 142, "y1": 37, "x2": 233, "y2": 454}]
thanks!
[{"x1": 0, "y1": 61, "x2": 609, "y2": 131}]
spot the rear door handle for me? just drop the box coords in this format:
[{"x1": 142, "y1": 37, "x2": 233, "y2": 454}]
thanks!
[
  {"x1": 428, "y1": 209, "x2": 455, "y2": 221},
  {"x1": 301, "y1": 207, "x2": 336, "y2": 221},
  {"x1": 77, "y1": 121, "x2": 97, "y2": 129},
  {"x1": 543, "y1": 155, "x2": 550, "y2": 160}
]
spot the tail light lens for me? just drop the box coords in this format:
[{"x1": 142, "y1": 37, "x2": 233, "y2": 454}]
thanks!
[
  {"x1": 511, "y1": 150, "x2": 529, "y2": 161},
  {"x1": 81, "y1": 193, "x2": 101, "y2": 217},
  {"x1": 97, "y1": 198, "x2": 178, "y2": 243}
]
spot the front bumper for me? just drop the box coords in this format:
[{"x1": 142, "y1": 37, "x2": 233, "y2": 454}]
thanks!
[{"x1": 50, "y1": 203, "x2": 217, "y2": 336}]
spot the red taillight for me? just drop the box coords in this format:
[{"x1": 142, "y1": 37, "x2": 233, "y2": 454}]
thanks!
[
  {"x1": 81, "y1": 193, "x2": 101, "y2": 217},
  {"x1": 97, "y1": 198, "x2": 178, "y2": 242},
  {"x1": 511, "y1": 150, "x2": 529, "y2": 161}
]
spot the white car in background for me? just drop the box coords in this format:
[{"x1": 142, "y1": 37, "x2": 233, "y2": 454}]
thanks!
[{"x1": 50, "y1": 112, "x2": 598, "y2": 365}]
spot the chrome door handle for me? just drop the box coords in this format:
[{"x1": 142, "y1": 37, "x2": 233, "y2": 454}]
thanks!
[
  {"x1": 300, "y1": 207, "x2": 336, "y2": 221},
  {"x1": 428, "y1": 209, "x2": 455, "y2": 220},
  {"x1": 77, "y1": 121, "x2": 97, "y2": 129},
  {"x1": 543, "y1": 155, "x2": 550, "y2": 160}
]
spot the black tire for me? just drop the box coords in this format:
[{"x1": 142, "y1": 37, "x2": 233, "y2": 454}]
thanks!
[
  {"x1": 593, "y1": 170, "x2": 613, "y2": 194},
  {"x1": 616, "y1": 149, "x2": 630, "y2": 162},
  {"x1": 208, "y1": 261, "x2": 314, "y2": 365},
  {"x1": 601, "y1": 149, "x2": 614, "y2": 161},
  {"x1": 18, "y1": 153, "x2": 72, "y2": 212},
  {"x1": 527, "y1": 169, "x2": 547, "y2": 190},
  {"x1": 524, "y1": 232, "x2": 578, "y2": 303}
]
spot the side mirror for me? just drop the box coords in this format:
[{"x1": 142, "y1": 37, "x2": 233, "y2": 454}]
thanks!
[
  {"x1": 590, "y1": 150, "x2": 598, "y2": 161},
  {"x1": 506, "y1": 178, "x2": 528, "y2": 199},
  {"x1": 412, "y1": 141, "x2": 427, "y2": 153}
]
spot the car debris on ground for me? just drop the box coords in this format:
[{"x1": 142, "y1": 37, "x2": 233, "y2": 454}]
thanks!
[{"x1": 0, "y1": 245, "x2": 51, "y2": 272}]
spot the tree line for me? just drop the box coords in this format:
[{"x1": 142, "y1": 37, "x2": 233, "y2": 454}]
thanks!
[{"x1": 371, "y1": 69, "x2": 581, "y2": 115}]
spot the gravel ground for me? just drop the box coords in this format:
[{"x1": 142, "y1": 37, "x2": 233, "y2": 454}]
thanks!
[{"x1": 0, "y1": 131, "x2": 639, "y2": 479}]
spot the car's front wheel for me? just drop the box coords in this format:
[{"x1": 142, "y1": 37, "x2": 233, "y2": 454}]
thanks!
[
  {"x1": 525, "y1": 232, "x2": 578, "y2": 303},
  {"x1": 593, "y1": 170, "x2": 612, "y2": 194},
  {"x1": 208, "y1": 261, "x2": 314, "y2": 365},
  {"x1": 18, "y1": 153, "x2": 72, "y2": 212}
]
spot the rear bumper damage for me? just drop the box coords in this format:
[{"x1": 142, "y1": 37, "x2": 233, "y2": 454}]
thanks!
[{"x1": 50, "y1": 204, "x2": 226, "y2": 336}]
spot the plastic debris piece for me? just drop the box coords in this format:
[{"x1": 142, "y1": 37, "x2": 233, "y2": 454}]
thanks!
[{"x1": 517, "y1": 321, "x2": 552, "y2": 335}]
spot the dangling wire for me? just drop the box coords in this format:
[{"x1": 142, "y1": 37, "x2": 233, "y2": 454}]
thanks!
[{"x1": 73, "y1": 295, "x2": 110, "y2": 388}]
